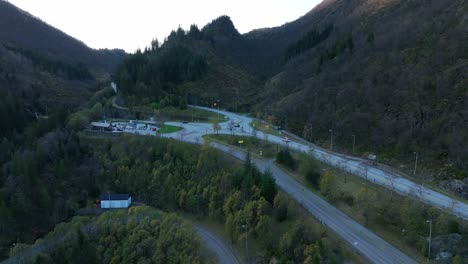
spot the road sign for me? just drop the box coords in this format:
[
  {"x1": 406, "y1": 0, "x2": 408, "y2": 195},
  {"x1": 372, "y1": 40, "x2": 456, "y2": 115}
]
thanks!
[{"x1": 238, "y1": 140, "x2": 244, "y2": 144}]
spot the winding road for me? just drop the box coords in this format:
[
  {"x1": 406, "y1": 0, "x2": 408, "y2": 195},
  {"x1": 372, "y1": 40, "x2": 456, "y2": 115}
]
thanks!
[
  {"x1": 157, "y1": 124, "x2": 417, "y2": 263},
  {"x1": 195, "y1": 225, "x2": 240, "y2": 264},
  {"x1": 209, "y1": 142, "x2": 416, "y2": 264},
  {"x1": 163, "y1": 106, "x2": 468, "y2": 221},
  {"x1": 100, "y1": 102, "x2": 466, "y2": 263},
  {"x1": 156, "y1": 126, "x2": 418, "y2": 263}
]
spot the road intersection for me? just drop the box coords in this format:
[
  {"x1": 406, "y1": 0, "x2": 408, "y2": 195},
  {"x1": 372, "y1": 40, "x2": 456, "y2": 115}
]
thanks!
[
  {"x1": 102, "y1": 104, "x2": 467, "y2": 263},
  {"x1": 162, "y1": 106, "x2": 468, "y2": 221}
]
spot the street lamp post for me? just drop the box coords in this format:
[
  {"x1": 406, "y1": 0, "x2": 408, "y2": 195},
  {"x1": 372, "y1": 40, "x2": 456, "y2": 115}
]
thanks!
[
  {"x1": 352, "y1": 134, "x2": 356, "y2": 154},
  {"x1": 413, "y1": 152, "x2": 418, "y2": 176},
  {"x1": 216, "y1": 99, "x2": 220, "y2": 121},
  {"x1": 242, "y1": 224, "x2": 248, "y2": 262},
  {"x1": 426, "y1": 220, "x2": 432, "y2": 262},
  {"x1": 195, "y1": 194, "x2": 199, "y2": 215},
  {"x1": 329, "y1": 129, "x2": 333, "y2": 150},
  {"x1": 365, "y1": 166, "x2": 368, "y2": 188}
]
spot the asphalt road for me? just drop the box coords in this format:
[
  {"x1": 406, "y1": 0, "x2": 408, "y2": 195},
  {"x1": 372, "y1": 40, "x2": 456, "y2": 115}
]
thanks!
[
  {"x1": 180, "y1": 106, "x2": 468, "y2": 221},
  {"x1": 158, "y1": 127, "x2": 417, "y2": 263},
  {"x1": 195, "y1": 225, "x2": 240, "y2": 264},
  {"x1": 101, "y1": 104, "x2": 464, "y2": 262},
  {"x1": 1, "y1": 219, "x2": 240, "y2": 264},
  {"x1": 111, "y1": 96, "x2": 129, "y2": 110},
  {"x1": 209, "y1": 142, "x2": 416, "y2": 264}
]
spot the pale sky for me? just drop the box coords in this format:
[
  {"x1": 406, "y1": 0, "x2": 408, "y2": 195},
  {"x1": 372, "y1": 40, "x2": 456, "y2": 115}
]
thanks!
[{"x1": 8, "y1": 0, "x2": 322, "y2": 53}]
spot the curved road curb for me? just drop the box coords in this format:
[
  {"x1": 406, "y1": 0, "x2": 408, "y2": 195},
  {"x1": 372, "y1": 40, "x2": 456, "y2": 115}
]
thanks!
[{"x1": 194, "y1": 225, "x2": 241, "y2": 264}]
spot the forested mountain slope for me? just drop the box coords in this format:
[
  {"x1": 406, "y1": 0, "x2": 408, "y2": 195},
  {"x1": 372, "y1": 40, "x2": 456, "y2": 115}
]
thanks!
[
  {"x1": 0, "y1": 1, "x2": 125, "y2": 139},
  {"x1": 114, "y1": 0, "x2": 467, "y2": 181},
  {"x1": 115, "y1": 18, "x2": 261, "y2": 111},
  {"x1": 254, "y1": 0, "x2": 468, "y2": 180},
  {"x1": 0, "y1": 0, "x2": 125, "y2": 73}
]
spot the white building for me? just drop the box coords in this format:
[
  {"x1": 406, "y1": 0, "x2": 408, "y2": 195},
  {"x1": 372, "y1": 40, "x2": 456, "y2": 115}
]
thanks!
[
  {"x1": 91, "y1": 121, "x2": 112, "y2": 131},
  {"x1": 100, "y1": 194, "x2": 132, "y2": 209}
]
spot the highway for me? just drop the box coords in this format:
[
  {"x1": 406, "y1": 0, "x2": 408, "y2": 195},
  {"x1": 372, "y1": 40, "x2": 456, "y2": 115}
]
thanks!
[
  {"x1": 103, "y1": 103, "x2": 465, "y2": 262},
  {"x1": 155, "y1": 123, "x2": 419, "y2": 263},
  {"x1": 173, "y1": 106, "x2": 468, "y2": 221},
  {"x1": 156, "y1": 123, "x2": 417, "y2": 263},
  {"x1": 209, "y1": 142, "x2": 416, "y2": 264}
]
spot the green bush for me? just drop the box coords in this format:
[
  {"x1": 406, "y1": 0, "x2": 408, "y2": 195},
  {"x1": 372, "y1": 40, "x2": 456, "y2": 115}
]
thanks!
[
  {"x1": 300, "y1": 157, "x2": 321, "y2": 189},
  {"x1": 276, "y1": 149, "x2": 296, "y2": 170},
  {"x1": 274, "y1": 193, "x2": 289, "y2": 222}
]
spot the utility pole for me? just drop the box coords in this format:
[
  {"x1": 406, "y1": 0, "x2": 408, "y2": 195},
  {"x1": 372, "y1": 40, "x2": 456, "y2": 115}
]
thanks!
[
  {"x1": 216, "y1": 99, "x2": 220, "y2": 121},
  {"x1": 236, "y1": 89, "x2": 239, "y2": 113},
  {"x1": 242, "y1": 224, "x2": 248, "y2": 262},
  {"x1": 365, "y1": 166, "x2": 368, "y2": 189},
  {"x1": 303, "y1": 123, "x2": 313, "y2": 141},
  {"x1": 413, "y1": 152, "x2": 418, "y2": 176},
  {"x1": 329, "y1": 129, "x2": 333, "y2": 150},
  {"x1": 352, "y1": 134, "x2": 356, "y2": 154},
  {"x1": 309, "y1": 123, "x2": 313, "y2": 141},
  {"x1": 426, "y1": 220, "x2": 432, "y2": 262}
]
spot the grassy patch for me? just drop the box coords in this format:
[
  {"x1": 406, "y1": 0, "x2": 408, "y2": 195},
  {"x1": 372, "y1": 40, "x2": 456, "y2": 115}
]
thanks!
[
  {"x1": 204, "y1": 134, "x2": 278, "y2": 159},
  {"x1": 134, "y1": 106, "x2": 228, "y2": 123},
  {"x1": 250, "y1": 119, "x2": 281, "y2": 136},
  {"x1": 158, "y1": 125, "x2": 182, "y2": 134}
]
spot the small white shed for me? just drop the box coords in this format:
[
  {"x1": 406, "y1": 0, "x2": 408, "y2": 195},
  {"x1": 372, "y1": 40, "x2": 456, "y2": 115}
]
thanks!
[{"x1": 100, "y1": 194, "x2": 132, "y2": 209}]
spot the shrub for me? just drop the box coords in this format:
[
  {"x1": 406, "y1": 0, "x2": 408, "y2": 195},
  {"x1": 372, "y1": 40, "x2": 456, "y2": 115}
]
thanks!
[
  {"x1": 276, "y1": 149, "x2": 296, "y2": 170},
  {"x1": 300, "y1": 157, "x2": 321, "y2": 189}
]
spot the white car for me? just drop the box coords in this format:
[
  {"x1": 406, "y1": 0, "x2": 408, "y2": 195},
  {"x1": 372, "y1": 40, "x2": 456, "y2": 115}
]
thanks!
[{"x1": 283, "y1": 137, "x2": 290, "y2": 143}]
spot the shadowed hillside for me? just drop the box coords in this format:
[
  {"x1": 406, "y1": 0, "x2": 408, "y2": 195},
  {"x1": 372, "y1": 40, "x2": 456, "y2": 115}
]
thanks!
[
  {"x1": 255, "y1": 0, "x2": 468, "y2": 181},
  {"x1": 114, "y1": 0, "x2": 467, "y2": 183},
  {"x1": 0, "y1": 0, "x2": 126, "y2": 138},
  {"x1": 115, "y1": 18, "x2": 261, "y2": 112},
  {"x1": 0, "y1": 0, "x2": 125, "y2": 73}
]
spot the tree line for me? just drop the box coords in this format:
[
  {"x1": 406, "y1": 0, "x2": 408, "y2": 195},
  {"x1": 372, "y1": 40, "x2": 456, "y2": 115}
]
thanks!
[
  {"x1": 13, "y1": 206, "x2": 210, "y2": 264},
  {"x1": 116, "y1": 28, "x2": 208, "y2": 108},
  {"x1": 277, "y1": 149, "x2": 468, "y2": 260},
  {"x1": 6, "y1": 46, "x2": 93, "y2": 80},
  {"x1": 0, "y1": 126, "x2": 349, "y2": 263},
  {"x1": 285, "y1": 25, "x2": 334, "y2": 61},
  {"x1": 82, "y1": 135, "x2": 344, "y2": 262}
]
